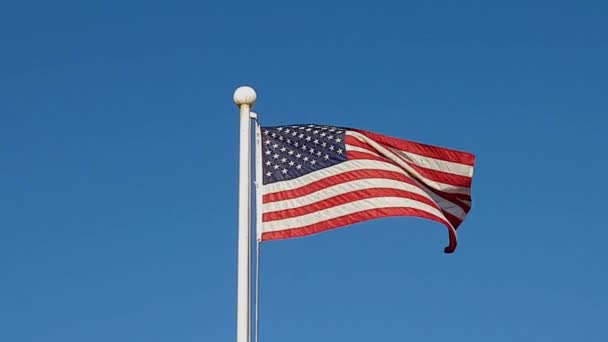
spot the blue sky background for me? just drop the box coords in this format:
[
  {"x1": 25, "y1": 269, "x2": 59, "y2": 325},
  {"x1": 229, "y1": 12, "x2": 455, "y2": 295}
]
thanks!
[{"x1": 1, "y1": 1, "x2": 607, "y2": 341}]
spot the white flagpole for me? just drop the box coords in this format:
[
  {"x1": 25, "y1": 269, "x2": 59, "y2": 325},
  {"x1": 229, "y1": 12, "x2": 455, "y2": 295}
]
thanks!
[{"x1": 233, "y1": 86, "x2": 257, "y2": 342}]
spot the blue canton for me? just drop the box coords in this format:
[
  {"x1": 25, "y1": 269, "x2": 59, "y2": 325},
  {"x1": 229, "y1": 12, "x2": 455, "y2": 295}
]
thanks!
[{"x1": 261, "y1": 124, "x2": 348, "y2": 184}]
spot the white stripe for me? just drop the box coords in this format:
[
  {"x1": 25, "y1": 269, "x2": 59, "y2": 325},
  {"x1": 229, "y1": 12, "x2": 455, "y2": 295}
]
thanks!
[
  {"x1": 344, "y1": 133, "x2": 470, "y2": 194},
  {"x1": 347, "y1": 143, "x2": 472, "y2": 204},
  {"x1": 263, "y1": 159, "x2": 471, "y2": 196},
  {"x1": 458, "y1": 199, "x2": 471, "y2": 207},
  {"x1": 262, "y1": 196, "x2": 452, "y2": 233},
  {"x1": 345, "y1": 145, "x2": 379, "y2": 155},
  {"x1": 347, "y1": 131, "x2": 474, "y2": 177},
  {"x1": 263, "y1": 178, "x2": 467, "y2": 220}
]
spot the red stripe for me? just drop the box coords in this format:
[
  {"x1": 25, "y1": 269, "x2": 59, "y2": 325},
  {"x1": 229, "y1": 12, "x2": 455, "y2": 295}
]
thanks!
[
  {"x1": 349, "y1": 129, "x2": 475, "y2": 166},
  {"x1": 263, "y1": 163, "x2": 471, "y2": 214},
  {"x1": 426, "y1": 186, "x2": 472, "y2": 211},
  {"x1": 346, "y1": 151, "x2": 472, "y2": 203},
  {"x1": 456, "y1": 198, "x2": 472, "y2": 214},
  {"x1": 387, "y1": 147, "x2": 472, "y2": 187},
  {"x1": 444, "y1": 211, "x2": 464, "y2": 229},
  {"x1": 263, "y1": 168, "x2": 419, "y2": 203},
  {"x1": 346, "y1": 147, "x2": 472, "y2": 187},
  {"x1": 345, "y1": 134, "x2": 382, "y2": 152},
  {"x1": 261, "y1": 207, "x2": 458, "y2": 253},
  {"x1": 263, "y1": 187, "x2": 447, "y2": 222}
]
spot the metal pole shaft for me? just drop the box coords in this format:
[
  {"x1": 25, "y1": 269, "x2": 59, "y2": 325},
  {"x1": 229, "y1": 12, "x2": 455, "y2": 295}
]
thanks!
[{"x1": 234, "y1": 86, "x2": 256, "y2": 342}]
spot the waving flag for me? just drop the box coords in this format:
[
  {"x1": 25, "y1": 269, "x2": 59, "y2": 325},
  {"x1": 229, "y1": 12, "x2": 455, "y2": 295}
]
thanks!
[{"x1": 256, "y1": 124, "x2": 475, "y2": 253}]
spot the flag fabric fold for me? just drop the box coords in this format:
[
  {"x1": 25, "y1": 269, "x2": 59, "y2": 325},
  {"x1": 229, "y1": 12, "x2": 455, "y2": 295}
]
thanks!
[{"x1": 257, "y1": 124, "x2": 475, "y2": 253}]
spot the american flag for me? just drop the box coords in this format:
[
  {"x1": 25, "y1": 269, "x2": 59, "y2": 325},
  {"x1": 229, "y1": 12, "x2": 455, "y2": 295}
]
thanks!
[{"x1": 256, "y1": 124, "x2": 475, "y2": 253}]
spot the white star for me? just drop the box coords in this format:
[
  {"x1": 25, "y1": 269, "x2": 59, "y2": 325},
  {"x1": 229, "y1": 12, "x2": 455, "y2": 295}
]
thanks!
[
  {"x1": 263, "y1": 130, "x2": 269, "y2": 135},
  {"x1": 301, "y1": 145, "x2": 307, "y2": 150},
  {"x1": 286, "y1": 139, "x2": 291, "y2": 144},
  {"x1": 329, "y1": 128, "x2": 335, "y2": 132},
  {"x1": 265, "y1": 150, "x2": 271, "y2": 155},
  {"x1": 277, "y1": 127, "x2": 283, "y2": 131},
  {"x1": 273, "y1": 154, "x2": 279, "y2": 159},
  {"x1": 309, "y1": 148, "x2": 315, "y2": 153},
  {"x1": 265, "y1": 160, "x2": 272, "y2": 166},
  {"x1": 288, "y1": 150, "x2": 294, "y2": 155},
  {"x1": 296, "y1": 164, "x2": 302, "y2": 169},
  {"x1": 329, "y1": 145, "x2": 335, "y2": 151},
  {"x1": 313, "y1": 130, "x2": 319, "y2": 134},
  {"x1": 305, "y1": 128, "x2": 312, "y2": 132},
  {"x1": 303, "y1": 156, "x2": 309, "y2": 161},
  {"x1": 316, "y1": 151, "x2": 322, "y2": 156},
  {"x1": 321, "y1": 142, "x2": 327, "y2": 147},
  {"x1": 291, "y1": 131, "x2": 297, "y2": 136},
  {"x1": 284, "y1": 129, "x2": 290, "y2": 133},
  {"x1": 310, "y1": 160, "x2": 316, "y2": 165},
  {"x1": 313, "y1": 139, "x2": 319, "y2": 144},
  {"x1": 278, "y1": 136, "x2": 284, "y2": 141},
  {"x1": 296, "y1": 153, "x2": 302, "y2": 159},
  {"x1": 281, "y1": 168, "x2": 288, "y2": 174},
  {"x1": 335, "y1": 137, "x2": 342, "y2": 143},
  {"x1": 273, "y1": 164, "x2": 279, "y2": 170},
  {"x1": 337, "y1": 148, "x2": 343, "y2": 154},
  {"x1": 324, "y1": 154, "x2": 329, "y2": 160},
  {"x1": 289, "y1": 161, "x2": 295, "y2": 166},
  {"x1": 281, "y1": 157, "x2": 287, "y2": 163},
  {"x1": 272, "y1": 143, "x2": 279, "y2": 149},
  {"x1": 280, "y1": 147, "x2": 287, "y2": 152},
  {"x1": 265, "y1": 139, "x2": 271, "y2": 145},
  {"x1": 266, "y1": 171, "x2": 272, "y2": 177},
  {"x1": 298, "y1": 134, "x2": 305, "y2": 139},
  {"x1": 294, "y1": 142, "x2": 299, "y2": 147},
  {"x1": 320, "y1": 132, "x2": 327, "y2": 137},
  {"x1": 271, "y1": 133, "x2": 277, "y2": 138},
  {"x1": 328, "y1": 135, "x2": 334, "y2": 140},
  {"x1": 305, "y1": 136, "x2": 312, "y2": 141}
]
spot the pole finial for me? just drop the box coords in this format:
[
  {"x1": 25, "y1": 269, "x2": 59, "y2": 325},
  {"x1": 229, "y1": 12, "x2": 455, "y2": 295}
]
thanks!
[{"x1": 233, "y1": 86, "x2": 257, "y2": 107}]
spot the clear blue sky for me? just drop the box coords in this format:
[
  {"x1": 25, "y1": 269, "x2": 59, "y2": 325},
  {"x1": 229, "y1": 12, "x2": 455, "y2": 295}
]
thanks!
[{"x1": 1, "y1": 1, "x2": 607, "y2": 341}]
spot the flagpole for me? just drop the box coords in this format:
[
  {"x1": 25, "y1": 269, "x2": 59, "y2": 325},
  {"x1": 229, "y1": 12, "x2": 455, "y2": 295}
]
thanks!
[{"x1": 233, "y1": 86, "x2": 257, "y2": 342}]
